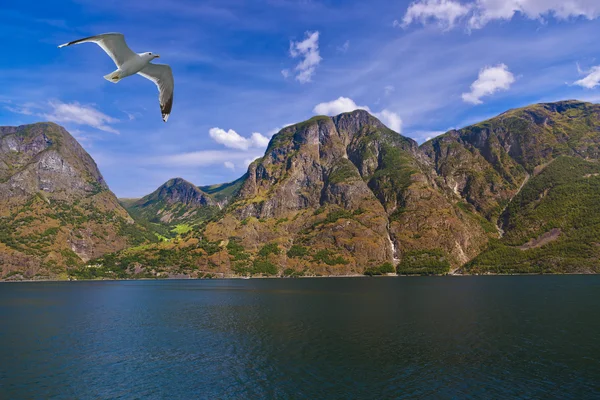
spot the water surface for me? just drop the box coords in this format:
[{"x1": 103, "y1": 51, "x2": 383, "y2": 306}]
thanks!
[{"x1": 1, "y1": 276, "x2": 599, "y2": 399}]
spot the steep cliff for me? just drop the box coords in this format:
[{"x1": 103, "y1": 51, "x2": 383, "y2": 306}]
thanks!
[{"x1": 0, "y1": 123, "x2": 156, "y2": 279}]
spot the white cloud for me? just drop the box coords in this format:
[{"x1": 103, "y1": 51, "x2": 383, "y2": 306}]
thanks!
[
  {"x1": 376, "y1": 110, "x2": 403, "y2": 133},
  {"x1": 209, "y1": 127, "x2": 270, "y2": 150},
  {"x1": 384, "y1": 85, "x2": 395, "y2": 96},
  {"x1": 574, "y1": 66, "x2": 600, "y2": 89},
  {"x1": 224, "y1": 161, "x2": 235, "y2": 170},
  {"x1": 286, "y1": 31, "x2": 322, "y2": 83},
  {"x1": 45, "y1": 101, "x2": 120, "y2": 134},
  {"x1": 462, "y1": 64, "x2": 515, "y2": 104},
  {"x1": 402, "y1": 0, "x2": 600, "y2": 30},
  {"x1": 5, "y1": 105, "x2": 34, "y2": 115},
  {"x1": 313, "y1": 97, "x2": 368, "y2": 115},
  {"x1": 281, "y1": 69, "x2": 290, "y2": 79},
  {"x1": 337, "y1": 40, "x2": 350, "y2": 53},
  {"x1": 402, "y1": 0, "x2": 472, "y2": 29},
  {"x1": 469, "y1": 0, "x2": 600, "y2": 29},
  {"x1": 312, "y1": 97, "x2": 403, "y2": 132},
  {"x1": 6, "y1": 100, "x2": 120, "y2": 134}
]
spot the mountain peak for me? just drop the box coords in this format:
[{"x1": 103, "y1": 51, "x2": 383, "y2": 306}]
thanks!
[{"x1": 142, "y1": 178, "x2": 214, "y2": 207}]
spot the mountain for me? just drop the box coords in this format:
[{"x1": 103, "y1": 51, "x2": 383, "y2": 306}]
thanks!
[
  {"x1": 202, "y1": 111, "x2": 489, "y2": 274},
  {"x1": 421, "y1": 100, "x2": 600, "y2": 219},
  {"x1": 0, "y1": 122, "x2": 157, "y2": 280},
  {"x1": 89, "y1": 110, "x2": 493, "y2": 279},
  {"x1": 4, "y1": 100, "x2": 600, "y2": 280},
  {"x1": 122, "y1": 178, "x2": 219, "y2": 233},
  {"x1": 464, "y1": 156, "x2": 600, "y2": 274},
  {"x1": 421, "y1": 100, "x2": 600, "y2": 273}
]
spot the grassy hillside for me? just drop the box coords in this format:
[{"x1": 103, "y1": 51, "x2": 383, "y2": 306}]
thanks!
[{"x1": 464, "y1": 157, "x2": 600, "y2": 274}]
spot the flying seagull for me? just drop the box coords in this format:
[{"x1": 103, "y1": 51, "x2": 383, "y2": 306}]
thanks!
[{"x1": 58, "y1": 33, "x2": 174, "y2": 122}]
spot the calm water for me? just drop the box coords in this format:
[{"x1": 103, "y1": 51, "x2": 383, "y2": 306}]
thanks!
[{"x1": 0, "y1": 276, "x2": 599, "y2": 399}]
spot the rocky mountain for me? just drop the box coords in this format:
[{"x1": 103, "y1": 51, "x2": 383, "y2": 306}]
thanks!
[
  {"x1": 3, "y1": 100, "x2": 600, "y2": 280},
  {"x1": 0, "y1": 123, "x2": 157, "y2": 280},
  {"x1": 200, "y1": 111, "x2": 489, "y2": 274},
  {"x1": 422, "y1": 100, "x2": 600, "y2": 273},
  {"x1": 122, "y1": 178, "x2": 219, "y2": 231}
]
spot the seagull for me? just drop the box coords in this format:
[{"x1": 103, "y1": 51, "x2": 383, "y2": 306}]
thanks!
[{"x1": 58, "y1": 33, "x2": 174, "y2": 122}]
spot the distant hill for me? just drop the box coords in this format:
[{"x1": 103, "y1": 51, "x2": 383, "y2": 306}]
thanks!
[{"x1": 121, "y1": 178, "x2": 220, "y2": 234}]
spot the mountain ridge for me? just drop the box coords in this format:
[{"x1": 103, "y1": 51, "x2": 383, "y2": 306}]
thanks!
[{"x1": 2, "y1": 100, "x2": 600, "y2": 279}]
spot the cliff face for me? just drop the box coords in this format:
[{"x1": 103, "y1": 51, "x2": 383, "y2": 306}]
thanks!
[{"x1": 0, "y1": 123, "x2": 155, "y2": 279}]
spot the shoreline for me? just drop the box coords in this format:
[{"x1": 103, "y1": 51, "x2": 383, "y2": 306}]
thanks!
[{"x1": 1, "y1": 272, "x2": 597, "y2": 283}]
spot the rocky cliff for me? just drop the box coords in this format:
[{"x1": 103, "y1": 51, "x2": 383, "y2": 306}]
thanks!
[{"x1": 0, "y1": 123, "x2": 156, "y2": 279}]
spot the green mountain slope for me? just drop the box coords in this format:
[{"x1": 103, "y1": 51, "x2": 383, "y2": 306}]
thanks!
[
  {"x1": 421, "y1": 100, "x2": 600, "y2": 219},
  {"x1": 464, "y1": 156, "x2": 600, "y2": 274},
  {"x1": 122, "y1": 178, "x2": 220, "y2": 233}
]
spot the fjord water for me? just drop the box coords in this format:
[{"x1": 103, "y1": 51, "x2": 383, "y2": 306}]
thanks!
[{"x1": 0, "y1": 277, "x2": 599, "y2": 399}]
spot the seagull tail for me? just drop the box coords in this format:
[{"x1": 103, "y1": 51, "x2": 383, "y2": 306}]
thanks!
[{"x1": 103, "y1": 70, "x2": 121, "y2": 83}]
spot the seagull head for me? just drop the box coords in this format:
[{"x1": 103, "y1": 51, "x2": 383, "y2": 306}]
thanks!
[{"x1": 142, "y1": 52, "x2": 160, "y2": 61}]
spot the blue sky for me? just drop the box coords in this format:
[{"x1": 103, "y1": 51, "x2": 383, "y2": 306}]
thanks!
[{"x1": 2, "y1": 0, "x2": 600, "y2": 198}]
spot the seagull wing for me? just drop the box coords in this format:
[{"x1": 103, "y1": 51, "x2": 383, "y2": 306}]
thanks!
[
  {"x1": 58, "y1": 33, "x2": 136, "y2": 68},
  {"x1": 137, "y1": 63, "x2": 174, "y2": 122}
]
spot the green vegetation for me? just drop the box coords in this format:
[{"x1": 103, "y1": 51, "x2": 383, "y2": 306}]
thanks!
[
  {"x1": 329, "y1": 158, "x2": 360, "y2": 184},
  {"x1": 227, "y1": 238, "x2": 250, "y2": 261},
  {"x1": 283, "y1": 268, "x2": 305, "y2": 277},
  {"x1": 397, "y1": 250, "x2": 451, "y2": 275},
  {"x1": 465, "y1": 157, "x2": 600, "y2": 274},
  {"x1": 258, "y1": 243, "x2": 280, "y2": 257},
  {"x1": 172, "y1": 224, "x2": 192, "y2": 235},
  {"x1": 312, "y1": 249, "x2": 349, "y2": 266},
  {"x1": 364, "y1": 262, "x2": 396, "y2": 276},
  {"x1": 287, "y1": 244, "x2": 308, "y2": 258},
  {"x1": 251, "y1": 259, "x2": 278, "y2": 275}
]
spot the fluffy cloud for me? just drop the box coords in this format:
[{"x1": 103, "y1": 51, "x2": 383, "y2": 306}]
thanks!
[
  {"x1": 312, "y1": 97, "x2": 403, "y2": 132},
  {"x1": 574, "y1": 66, "x2": 600, "y2": 89},
  {"x1": 376, "y1": 110, "x2": 403, "y2": 133},
  {"x1": 285, "y1": 31, "x2": 322, "y2": 83},
  {"x1": 402, "y1": 0, "x2": 600, "y2": 30},
  {"x1": 402, "y1": 0, "x2": 472, "y2": 29},
  {"x1": 6, "y1": 100, "x2": 120, "y2": 134},
  {"x1": 209, "y1": 127, "x2": 270, "y2": 150},
  {"x1": 313, "y1": 97, "x2": 368, "y2": 115},
  {"x1": 44, "y1": 101, "x2": 120, "y2": 134},
  {"x1": 469, "y1": 0, "x2": 600, "y2": 28},
  {"x1": 462, "y1": 64, "x2": 515, "y2": 104}
]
